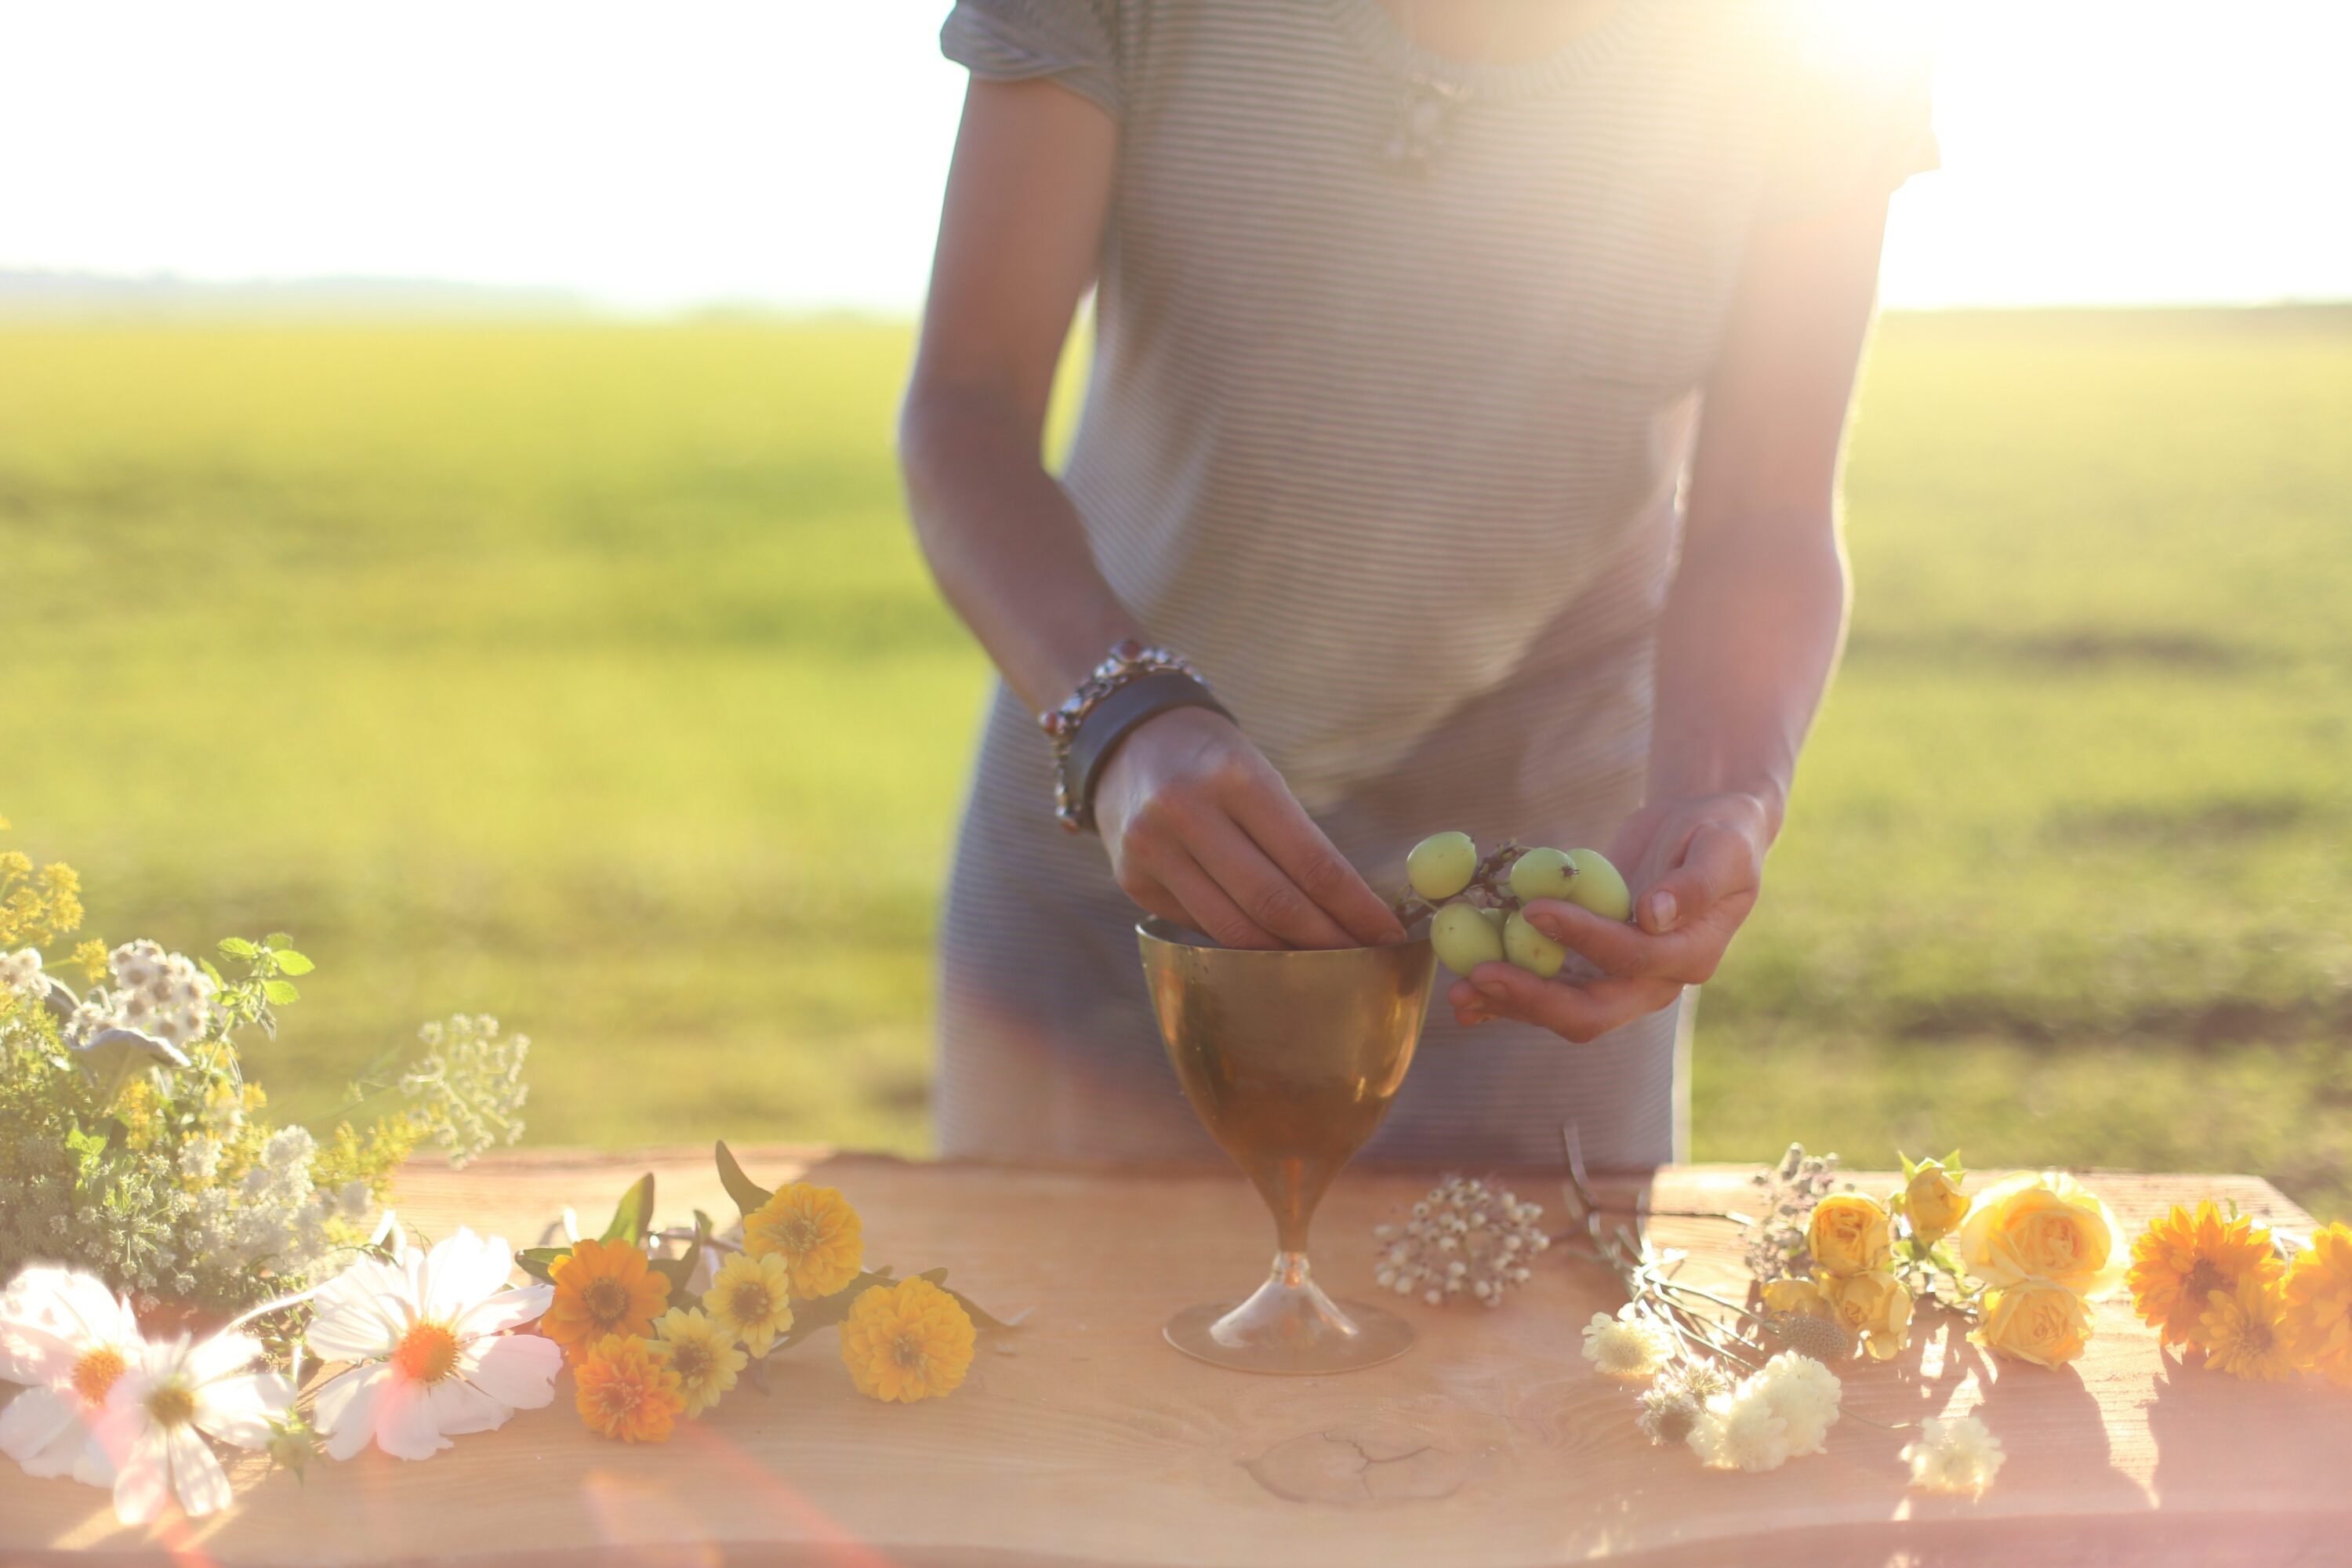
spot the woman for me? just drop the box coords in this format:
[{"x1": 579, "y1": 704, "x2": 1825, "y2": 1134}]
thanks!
[{"x1": 900, "y1": 0, "x2": 1934, "y2": 1167}]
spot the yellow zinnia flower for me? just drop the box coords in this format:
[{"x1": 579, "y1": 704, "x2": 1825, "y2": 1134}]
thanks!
[
  {"x1": 574, "y1": 1334, "x2": 685, "y2": 1444},
  {"x1": 2125, "y1": 1200, "x2": 2282, "y2": 1350},
  {"x1": 2280, "y1": 1221, "x2": 2352, "y2": 1388},
  {"x1": 745, "y1": 1183, "x2": 865, "y2": 1299},
  {"x1": 2198, "y1": 1274, "x2": 2296, "y2": 1383},
  {"x1": 651, "y1": 1306, "x2": 749, "y2": 1417},
  {"x1": 704, "y1": 1251, "x2": 797, "y2": 1357},
  {"x1": 839, "y1": 1277, "x2": 975, "y2": 1404},
  {"x1": 544, "y1": 1238, "x2": 671, "y2": 1365}
]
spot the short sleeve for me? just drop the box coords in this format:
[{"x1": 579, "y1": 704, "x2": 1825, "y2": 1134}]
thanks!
[
  {"x1": 942, "y1": 0, "x2": 1122, "y2": 121},
  {"x1": 1758, "y1": 2, "x2": 1939, "y2": 220}
]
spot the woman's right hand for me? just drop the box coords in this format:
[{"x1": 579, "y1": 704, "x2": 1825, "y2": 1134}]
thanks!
[{"x1": 1093, "y1": 707, "x2": 1406, "y2": 950}]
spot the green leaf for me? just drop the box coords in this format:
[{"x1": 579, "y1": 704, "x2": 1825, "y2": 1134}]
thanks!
[
  {"x1": 601, "y1": 1173, "x2": 655, "y2": 1247},
  {"x1": 713, "y1": 1141, "x2": 772, "y2": 1217},
  {"x1": 915, "y1": 1267, "x2": 1018, "y2": 1332},
  {"x1": 265, "y1": 932, "x2": 295, "y2": 949},
  {"x1": 263, "y1": 978, "x2": 299, "y2": 1006},
  {"x1": 515, "y1": 1246, "x2": 570, "y2": 1285},
  {"x1": 218, "y1": 938, "x2": 259, "y2": 959},
  {"x1": 768, "y1": 1269, "x2": 895, "y2": 1352},
  {"x1": 273, "y1": 950, "x2": 315, "y2": 976}
]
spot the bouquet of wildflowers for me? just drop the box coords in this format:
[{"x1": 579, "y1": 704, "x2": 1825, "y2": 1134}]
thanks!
[{"x1": 0, "y1": 818, "x2": 530, "y2": 1320}]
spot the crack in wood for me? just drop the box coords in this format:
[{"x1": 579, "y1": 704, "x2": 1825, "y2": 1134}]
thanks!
[{"x1": 1243, "y1": 1428, "x2": 1473, "y2": 1506}]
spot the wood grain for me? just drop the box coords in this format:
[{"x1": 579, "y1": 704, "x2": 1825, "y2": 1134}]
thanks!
[{"x1": 4, "y1": 1150, "x2": 2345, "y2": 1567}]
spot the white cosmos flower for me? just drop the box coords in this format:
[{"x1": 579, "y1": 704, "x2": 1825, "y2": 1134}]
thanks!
[
  {"x1": 87, "y1": 1330, "x2": 292, "y2": 1523},
  {"x1": 0, "y1": 1267, "x2": 143, "y2": 1486},
  {"x1": 305, "y1": 1228, "x2": 558, "y2": 1461}
]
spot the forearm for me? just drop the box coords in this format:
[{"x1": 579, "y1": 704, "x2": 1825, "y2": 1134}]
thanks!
[
  {"x1": 1646, "y1": 511, "x2": 1850, "y2": 839},
  {"x1": 900, "y1": 382, "x2": 1139, "y2": 714}
]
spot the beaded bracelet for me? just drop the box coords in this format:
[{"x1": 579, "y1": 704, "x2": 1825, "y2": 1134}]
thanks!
[{"x1": 1039, "y1": 640, "x2": 1229, "y2": 833}]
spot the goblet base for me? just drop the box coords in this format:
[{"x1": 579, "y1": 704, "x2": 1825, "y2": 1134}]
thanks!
[{"x1": 1163, "y1": 1268, "x2": 1415, "y2": 1375}]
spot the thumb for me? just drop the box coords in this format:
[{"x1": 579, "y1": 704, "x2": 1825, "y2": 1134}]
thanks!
[{"x1": 1638, "y1": 821, "x2": 1758, "y2": 935}]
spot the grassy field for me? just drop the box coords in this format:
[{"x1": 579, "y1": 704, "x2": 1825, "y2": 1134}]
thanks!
[{"x1": 2, "y1": 309, "x2": 2347, "y2": 1216}]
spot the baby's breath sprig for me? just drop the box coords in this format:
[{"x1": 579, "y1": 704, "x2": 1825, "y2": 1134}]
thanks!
[{"x1": 1373, "y1": 1174, "x2": 1550, "y2": 1307}]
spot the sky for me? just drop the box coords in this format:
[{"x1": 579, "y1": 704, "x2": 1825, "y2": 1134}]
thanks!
[{"x1": 2, "y1": 1, "x2": 2346, "y2": 315}]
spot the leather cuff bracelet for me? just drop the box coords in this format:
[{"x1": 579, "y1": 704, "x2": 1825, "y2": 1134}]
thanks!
[
  {"x1": 1062, "y1": 672, "x2": 1233, "y2": 833},
  {"x1": 1039, "y1": 641, "x2": 1232, "y2": 833}
]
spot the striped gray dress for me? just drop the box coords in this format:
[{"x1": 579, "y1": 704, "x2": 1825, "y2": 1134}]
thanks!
[{"x1": 933, "y1": 0, "x2": 1935, "y2": 1167}]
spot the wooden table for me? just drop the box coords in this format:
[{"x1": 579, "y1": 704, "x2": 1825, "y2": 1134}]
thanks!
[{"x1": 5, "y1": 1150, "x2": 2347, "y2": 1566}]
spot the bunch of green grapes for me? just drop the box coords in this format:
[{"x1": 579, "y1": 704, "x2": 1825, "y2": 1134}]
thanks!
[{"x1": 1398, "y1": 833, "x2": 1632, "y2": 979}]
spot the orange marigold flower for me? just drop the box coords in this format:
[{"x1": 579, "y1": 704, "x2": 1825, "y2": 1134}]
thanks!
[
  {"x1": 2280, "y1": 1221, "x2": 2352, "y2": 1388},
  {"x1": 839, "y1": 1277, "x2": 975, "y2": 1404},
  {"x1": 2198, "y1": 1274, "x2": 2296, "y2": 1382},
  {"x1": 574, "y1": 1334, "x2": 684, "y2": 1443},
  {"x1": 746, "y1": 1184, "x2": 865, "y2": 1299},
  {"x1": 2125, "y1": 1200, "x2": 2282, "y2": 1350},
  {"x1": 543, "y1": 1237, "x2": 670, "y2": 1364}
]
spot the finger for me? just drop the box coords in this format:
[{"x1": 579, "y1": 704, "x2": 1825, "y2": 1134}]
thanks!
[
  {"x1": 1638, "y1": 820, "x2": 1759, "y2": 935},
  {"x1": 1189, "y1": 817, "x2": 1358, "y2": 950},
  {"x1": 1519, "y1": 900, "x2": 1678, "y2": 978},
  {"x1": 1153, "y1": 851, "x2": 1283, "y2": 950},
  {"x1": 1446, "y1": 978, "x2": 1492, "y2": 1026},
  {"x1": 1464, "y1": 963, "x2": 1680, "y2": 1044},
  {"x1": 1228, "y1": 789, "x2": 1406, "y2": 948}
]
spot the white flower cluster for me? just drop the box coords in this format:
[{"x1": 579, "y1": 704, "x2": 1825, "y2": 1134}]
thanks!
[
  {"x1": 0, "y1": 947, "x2": 45, "y2": 998},
  {"x1": 1374, "y1": 1174, "x2": 1550, "y2": 1307},
  {"x1": 400, "y1": 1014, "x2": 530, "y2": 1168},
  {"x1": 174, "y1": 1126, "x2": 362, "y2": 1278},
  {"x1": 1583, "y1": 1303, "x2": 1677, "y2": 1379},
  {"x1": 1901, "y1": 1414, "x2": 2005, "y2": 1496},
  {"x1": 1686, "y1": 1352, "x2": 1844, "y2": 1473},
  {"x1": 67, "y1": 941, "x2": 216, "y2": 1050}
]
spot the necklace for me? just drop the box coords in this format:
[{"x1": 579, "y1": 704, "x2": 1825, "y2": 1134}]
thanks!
[{"x1": 1379, "y1": 0, "x2": 1510, "y2": 169}]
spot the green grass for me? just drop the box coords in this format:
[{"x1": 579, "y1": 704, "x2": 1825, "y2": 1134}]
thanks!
[{"x1": 2, "y1": 310, "x2": 2347, "y2": 1217}]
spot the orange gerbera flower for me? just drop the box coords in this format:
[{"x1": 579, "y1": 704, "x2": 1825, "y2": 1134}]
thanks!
[
  {"x1": 543, "y1": 1238, "x2": 670, "y2": 1363},
  {"x1": 745, "y1": 1183, "x2": 865, "y2": 1299},
  {"x1": 2125, "y1": 1200, "x2": 2281, "y2": 1349},
  {"x1": 573, "y1": 1334, "x2": 684, "y2": 1443},
  {"x1": 2198, "y1": 1274, "x2": 2296, "y2": 1383},
  {"x1": 2280, "y1": 1222, "x2": 2352, "y2": 1388}
]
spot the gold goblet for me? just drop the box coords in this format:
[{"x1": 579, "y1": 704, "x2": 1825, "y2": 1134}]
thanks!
[{"x1": 1138, "y1": 917, "x2": 1435, "y2": 1374}]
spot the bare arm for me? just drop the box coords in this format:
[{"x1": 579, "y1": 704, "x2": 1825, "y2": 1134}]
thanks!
[
  {"x1": 1456, "y1": 193, "x2": 1892, "y2": 1036},
  {"x1": 901, "y1": 78, "x2": 1403, "y2": 950}
]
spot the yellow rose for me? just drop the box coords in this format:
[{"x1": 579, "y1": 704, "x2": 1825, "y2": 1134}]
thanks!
[
  {"x1": 1761, "y1": 1275, "x2": 1832, "y2": 1319},
  {"x1": 1973, "y1": 1281, "x2": 2094, "y2": 1368},
  {"x1": 1956, "y1": 1171, "x2": 2126, "y2": 1298},
  {"x1": 1900, "y1": 1159, "x2": 1971, "y2": 1247},
  {"x1": 1824, "y1": 1269, "x2": 1914, "y2": 1360},
  {"x1": 1807, "y1": 1192, "x2": 1893, "y2": 1277}
]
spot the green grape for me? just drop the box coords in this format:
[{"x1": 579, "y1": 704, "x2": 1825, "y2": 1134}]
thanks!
[
  {"x1": 1406, "y1": 831, "x2": 1479, "y2": 901},
  {"x1": 1506, "y1": 846, "x2": 1576, "y2": 902},
  {"x1": 1480, "y1": 906, "x2": 1507, "y2": 938},
  {"x1": 1563, "y1": 848, "x2": 1632, "y2": 922},
  {"x1": 1429, "y1": 902, "x2": 1505, "y2": 977},
  {"x1": 1504, "y1": 911, "x2": 1566, "y2": 978}
]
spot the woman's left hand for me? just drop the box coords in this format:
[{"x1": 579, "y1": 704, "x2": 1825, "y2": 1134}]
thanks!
[{"x1": 1446, "y1": 792, "x2": 1773, "y2": 1041}]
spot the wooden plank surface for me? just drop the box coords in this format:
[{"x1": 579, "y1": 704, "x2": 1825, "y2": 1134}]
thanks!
[{"x1": 5, "y1": 1150, "x2": 2346, "y2": 1567}]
